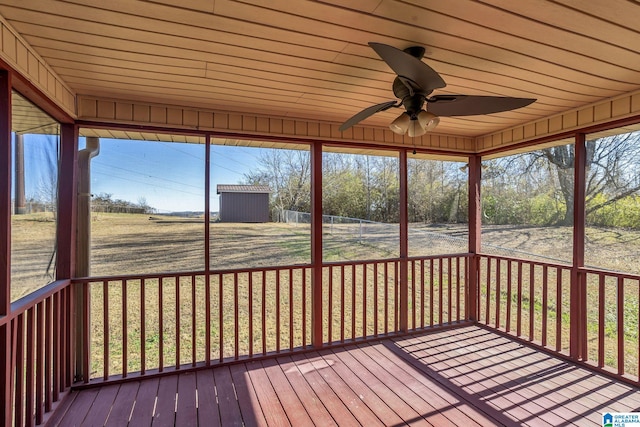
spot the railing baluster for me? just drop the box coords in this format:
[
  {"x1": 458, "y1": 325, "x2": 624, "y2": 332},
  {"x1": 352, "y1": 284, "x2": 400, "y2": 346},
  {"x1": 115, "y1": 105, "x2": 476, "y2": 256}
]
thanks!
[
  {"x1": 289, "y1": 268, "x2": 294, "y2": 350},
  {"x1": 276, "y1": 270, "x2": 281, "y2": 353},
  {"x1": 598, "y1": 273, "x2": 605, "y2": 368},
  {"x1": 618, "y1": 276, "x2": 625, "y2": 375},
  {"x1": 384, "y1": 262, "x2": 389, "y2": 335},
  {"x1": 262, "y1": 271, "x2": 266, "y2": 356},
  {"x1": 328, "y1": 266, "x2": 333, "y2": 343},
  {"x1": 26, "y1": 308, "x2": 34, "y2": 427},
  {"x1": 439, "y1": 258, "x2": 444, "y2": 325},
  {"x1": 363, "y1": 263, "x2": 368, "y2": 337},
  {"x1": 495, "y1": 258, "x2": 500, "y2": 328},
  {"x1": 82, "y1": 282, "x2": 90, "y2": 384},
  {"x1": 529, "y1": 263, "x2": 535, "y2": 341},
  {"x1": 411, "y1": 260, "x2": 416, "y2": 330},
  {"x1": 448, "y1": 257, "x2": 453, "y2": 324},
  {"x1": 103, "y1": 281, "x2": 110, "y2": 380},
  {"x1": 485, "y1": 257, "x2": 491, "y2": 325},
  {"x1": 159, "y1": 277, "x2": 164, "y2": 371},
  {"x1": 374, "y1": 262, "x2": 379, "y2": 336},
  {"x1": 517, "y1": 261, "x2": 523, "y2": 337},
  {"x1": 395, "y1": 261, "x2": 399, "y2": 332},
  {"x1": 122, "y1": 279, "x2": 128, "y2": 377},
  {"x1": 45, "y1": 297, "x2": 52, "y2": 413},
  {"x1": 341, "y1": 265, "x2": 345, "y2": 343},
  {"x1": 176, "y1": 275, "x2": 181, "y2": 369},
  {"x1": 36, "y1": 302, "x2": 44, "y2": 425},
  {"x1": 141, "y1": 278, "x2": 146, "y2": 374},
  {"x1": 234, "y1": 272, "x2": 239, "y2": 359},
  {"x1": 456, "y1": 257, "x2": 461, "y2": 323},
  {"x1": 506, "y1": 261, "x2": 512, "y2": 333},
  {"x1": 352, "y1": 264, "x2": 356, "y2": 339},
  {"x1": 556, "y1": 268, "x2": 562, "y2": 352},
  {"x1": 248, "y1": 272, "x2": 253, "y2": 358},
  {"x1": 302, "y1": 268, "x2": 307, "y2": 347},
  {"x1": 218, "y1": 274, "x2": 223, "y2": 362},
  {"x1": 542, "y1": 266, "x2": 548, "y2": 347},
  {"x1": 192, "y1": 275, "x2": 197, "y2": 366},
  {"x1": 420, "y1": 260, "x2": 425, "y2": 328},
  {"x1": 61, "y1": 287, "x2": 69, "y2": 388},
  {"x1": 429, "y1": 259, "x2": 434, "y2": 327},
  {"x1": 14, "y1": 315, "x2": 24, "y2": 427},
  {"x1": 52, "y1": 293, "x2": 60, "y2": 402}
]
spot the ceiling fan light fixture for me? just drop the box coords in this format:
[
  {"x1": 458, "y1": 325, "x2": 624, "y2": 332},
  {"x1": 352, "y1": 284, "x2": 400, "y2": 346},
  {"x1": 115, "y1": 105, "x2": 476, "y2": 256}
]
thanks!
[
  {"x1": 389, "y1": 112, "x2": 410, "y2": 134},
  {"x1": 407, "y1": 119, "x2": 427, "y2": 137},
  {"x1": 417, "y1": 110, "x2": 440, "y2": 131}
]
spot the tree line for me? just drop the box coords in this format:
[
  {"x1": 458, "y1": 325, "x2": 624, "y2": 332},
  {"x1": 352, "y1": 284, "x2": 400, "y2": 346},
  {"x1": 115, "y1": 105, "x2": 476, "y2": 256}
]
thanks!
[{"x1": 243, "y1": 130, "x2": 640, "y2": 229}]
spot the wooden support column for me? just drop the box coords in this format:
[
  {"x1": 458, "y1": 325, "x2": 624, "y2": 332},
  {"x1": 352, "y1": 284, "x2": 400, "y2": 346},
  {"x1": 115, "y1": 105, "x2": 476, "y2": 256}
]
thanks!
[
  {"x1": 0, "y1": 69, "x2": 12, "y2": 427},
  {"x1": 571, "y1": 133, "x2": 587, "y2": 360},
  {"x1": 399, "y1": 150, "x2": 409, "y2": 332},
  {"x1": 56, "y1": 124, "x2": 79, "y2": 280},
  {"x1": 74, "y1": 136, "x2": 100, "y2": 382},
  {"x1": 311, "y1": 142, "x2": 323, "y2": 347},
  {"x1": 468, "y1": 155, "x2": 482, "y2": 321}
]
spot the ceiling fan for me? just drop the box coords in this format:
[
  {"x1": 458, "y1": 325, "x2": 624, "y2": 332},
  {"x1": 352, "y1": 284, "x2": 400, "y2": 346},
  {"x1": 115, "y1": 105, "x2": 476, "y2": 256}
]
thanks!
[{"x1": 339, "y1": 42, "x2": 536, "y2": 137}]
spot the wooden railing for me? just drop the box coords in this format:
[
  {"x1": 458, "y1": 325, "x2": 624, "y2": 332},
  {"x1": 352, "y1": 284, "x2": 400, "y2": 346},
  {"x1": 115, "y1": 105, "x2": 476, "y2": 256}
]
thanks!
[
  {"x1": 75, "y1": 266, "x2": 313, "y2": 381},
  {"x1": 73, "y1": 255, "x2": 471, "y2": 382},
  {"x1": 582, "y1": 267, "x2": 640, "y2": 380},
  {"x1": 7, "y1": 252, "x2": 640, "y2": 425},
  {"x1": 408, "y1": 254, "x2": 469, "y2": 331},
  {"x1": 1, "y1": 280, "x2": 74, "y2": 427},
  {"x1": 477, "y1": 254, "x2": 640, "y2": 385}
]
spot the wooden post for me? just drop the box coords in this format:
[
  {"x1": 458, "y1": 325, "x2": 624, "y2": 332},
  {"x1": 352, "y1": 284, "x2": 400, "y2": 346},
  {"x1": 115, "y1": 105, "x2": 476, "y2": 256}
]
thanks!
[
  {"x1": 0, "y1": 69, "x2": 12, "y2": 427},
  {"x1": 56, "y1": 124, "x2": 79, "y2": 280},
  {"x1": 311, "y1": 142, "x2": 323, "y2": 347},
  {"x1": 399, "y1": 150, "x2": 409, "y2": 332},
  {"x1": 571, "y1": 133, "x2": 587, "y2": 360},
  {"x1": 468, "y1": 155, "x2": 482, "y2": 321},
  {"x1": 74, "y1": 136, "x2": 99, "y2": 381}
]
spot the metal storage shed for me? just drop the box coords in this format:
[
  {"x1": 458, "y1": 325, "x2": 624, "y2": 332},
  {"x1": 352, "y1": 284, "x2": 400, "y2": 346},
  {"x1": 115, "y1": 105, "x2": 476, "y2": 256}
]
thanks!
[{"x1": 217, "y1": 184, "x2": 271, "y2": 223}]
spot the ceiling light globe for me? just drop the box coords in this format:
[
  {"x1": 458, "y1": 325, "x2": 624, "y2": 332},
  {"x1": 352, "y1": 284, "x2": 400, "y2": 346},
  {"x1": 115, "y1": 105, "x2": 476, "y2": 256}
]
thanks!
[
  {"x1": 417, "y1": 110, "x2": 440, "y2": 131},
  {"x1": 407, "y1": 119, "x2": 427, "y2": 137},
  {"x1": 389, "y1": 112, "x2": 410, "y2": 134}
]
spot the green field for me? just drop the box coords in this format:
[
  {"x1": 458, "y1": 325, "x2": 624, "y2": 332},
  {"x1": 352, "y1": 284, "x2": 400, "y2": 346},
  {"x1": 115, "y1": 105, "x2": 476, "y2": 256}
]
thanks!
[{"x1": 9, "y1": 212, "x2": 640, "y2": 379}]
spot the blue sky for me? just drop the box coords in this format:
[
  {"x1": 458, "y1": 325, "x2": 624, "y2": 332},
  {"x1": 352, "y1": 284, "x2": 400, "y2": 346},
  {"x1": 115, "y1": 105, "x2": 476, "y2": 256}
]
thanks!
[
  {"x1": 16, "y1": 134, "x2": 268, "y2": 213},
  {"x1": 87, "y1": 138, "x2": 266, "y2": 213}
]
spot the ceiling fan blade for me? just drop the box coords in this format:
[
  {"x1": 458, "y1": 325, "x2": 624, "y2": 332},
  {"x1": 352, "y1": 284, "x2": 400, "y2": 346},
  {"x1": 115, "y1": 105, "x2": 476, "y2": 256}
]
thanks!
[
  {"x1": 339, "y1": 100, "x2": 397, "y2": 131},
  {"x1": 369, "y1": 42, "x2": 446, "y2": 93},
  {"x1": 427, "y1": 95, "x2": 536, "y2": 116}
]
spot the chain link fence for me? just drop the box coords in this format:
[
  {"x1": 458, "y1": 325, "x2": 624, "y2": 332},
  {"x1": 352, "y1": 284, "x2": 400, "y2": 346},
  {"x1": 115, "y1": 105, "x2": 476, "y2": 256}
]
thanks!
[{"x1": 280, "y1": 209, "x2": 569, "y2": 264}]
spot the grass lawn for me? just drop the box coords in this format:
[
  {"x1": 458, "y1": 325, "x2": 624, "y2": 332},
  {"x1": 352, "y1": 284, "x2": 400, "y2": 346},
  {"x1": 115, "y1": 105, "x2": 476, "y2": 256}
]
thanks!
[{"x1": 9, "y1": 212, "x2": 640, "y2": 378}]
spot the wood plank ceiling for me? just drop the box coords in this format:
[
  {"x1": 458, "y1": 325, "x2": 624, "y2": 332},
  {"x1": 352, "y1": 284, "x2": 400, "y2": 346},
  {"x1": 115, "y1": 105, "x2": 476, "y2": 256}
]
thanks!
[{"x1": 0, "y1": 0, "x2": 639, "y2": 138}]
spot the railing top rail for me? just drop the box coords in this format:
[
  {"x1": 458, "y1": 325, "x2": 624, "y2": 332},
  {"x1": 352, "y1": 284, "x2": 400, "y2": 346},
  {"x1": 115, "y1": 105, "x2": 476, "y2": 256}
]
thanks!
[
  {"x1": 408, "y1": 253, "x2": 472, "y2": 262},
  {"x1": 72, "y1": 264, "x2": 315, "y2": 284},
  {"x1": 478, "y1": 253, "x2": 572, "y2": 270},
  {"x1": 1, "y1": 279, "x2": 71, "y2": 326},
  {"x1": 579, "y1": 266, "x2": 640, "y2": 281},
  {"x1": 321, "y1": 258, "x2": 402, "y2": 268}
]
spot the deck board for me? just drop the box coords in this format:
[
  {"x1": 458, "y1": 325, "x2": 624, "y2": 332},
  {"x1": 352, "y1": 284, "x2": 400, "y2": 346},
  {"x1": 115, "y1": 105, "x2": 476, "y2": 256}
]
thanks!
[
  {"x1": 228, "y1": 363, "x2": 267, "y2": 427},
  {"x1": 151, "y1": 374, "x2": 177, "y2": 426},
  {"x1": 49, "y1": 326, "x2": 640, "y2": 426},
  {"x1": 194, "y1": 370, "x2": 221, "y2": 427},
  {"x1": 212, "y1": 366, "x2": 244, "y2": 426},
  {"x1": 127, "y1": 377, "x2": 158, "y2": 427},
  {"x1": 104, "y1": 382, "x2": 139, "y2": 427}
]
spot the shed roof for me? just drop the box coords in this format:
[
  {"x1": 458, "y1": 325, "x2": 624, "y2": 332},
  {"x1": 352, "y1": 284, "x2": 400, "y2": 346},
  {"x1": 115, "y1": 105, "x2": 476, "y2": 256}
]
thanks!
[{"x1": 217, "y1": 184, "x2": 272, "y2": 194}]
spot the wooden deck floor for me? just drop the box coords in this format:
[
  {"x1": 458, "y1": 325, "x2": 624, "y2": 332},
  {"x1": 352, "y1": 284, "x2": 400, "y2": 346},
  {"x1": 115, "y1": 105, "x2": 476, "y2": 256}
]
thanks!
[{"x1": 46, "y1": 326, "x2": 640, "y2": 426}]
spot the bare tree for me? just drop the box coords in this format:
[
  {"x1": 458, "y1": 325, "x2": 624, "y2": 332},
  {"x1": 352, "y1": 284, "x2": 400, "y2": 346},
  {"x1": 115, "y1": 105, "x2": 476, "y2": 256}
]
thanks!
[
  {"x1": 541, "y1": 131, "x2": 640, "y2": 224},
  {"x1": 243, "y1": 149, "x2": 311, "y2": 216}
]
